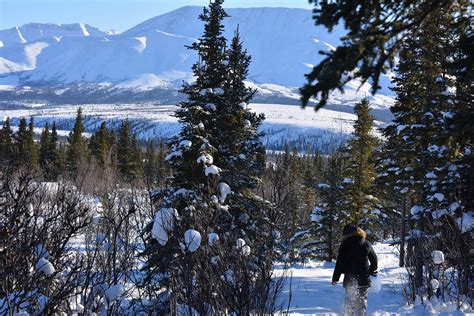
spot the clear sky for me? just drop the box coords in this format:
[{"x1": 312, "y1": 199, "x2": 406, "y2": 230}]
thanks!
[{"x1": 0, "y1": 0, "x2": 313, "y2": 32}]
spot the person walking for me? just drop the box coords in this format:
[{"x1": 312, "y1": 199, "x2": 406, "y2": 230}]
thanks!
[{"x1": 331, "y1": 224, "x2": 378, "y2": 316}]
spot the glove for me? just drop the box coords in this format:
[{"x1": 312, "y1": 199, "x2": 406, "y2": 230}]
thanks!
[{"x1": 370, "y1": 270, "x2": 378, "y2": 277}]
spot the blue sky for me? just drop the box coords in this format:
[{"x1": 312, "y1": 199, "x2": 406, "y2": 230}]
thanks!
[{"x1": 0, "y1": 0, "x2": 312, "y2": 31}]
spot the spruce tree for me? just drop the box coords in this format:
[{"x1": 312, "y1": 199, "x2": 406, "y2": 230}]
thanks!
[
  {"x1": 263, "y1": 146, "x2": 317, "y2": 262},
  {"x1": 130, "y1": 132, "x2": 143, "y2": 179},
  {"x1": 27, "y1": 117, "x2": 38, "y2": 168},
  {"x1": 144, "y1": 139, "x2": 168, "y2": 186},
  {"x1": 48, "y1": 121, "x2": 62, "y2": 180},
  {"x1": 448, "y1": 5, "x2": 473, "y2": 215},
  {"x1": 39, "y1": 122, "x2": 51, "y2": 171},
  {"x1": 67, "y1": 108, "x2": 87, "y2": 176},
  {"x1": 0, "y1": 117, "x2": 14, "y2": 162},
  {"x1": 89, "y1": 121, "x2": 113, "y2": 166},
  {"x1": 380, "y1": 8, "x2": 472, "y2": 300},
  {"x1": 302, "y1": 151, "x2": 347, "y2": 261},
  {"x1": 157, "y1": 140, "x2": 167, "y2": 183},
  {"x1": 16, "y1": 117, "x2": 30, "y2": 166},
  {"x1": 142, "y1": 1, "x2": 279, "y2": 313},
  {"x1": 117, "y1": 120, "x2": 137, "y2": 181},
  {"x1": 343, "y1": 99, "x2": 378, "y2": 225},
  {"x1": 144, "y1": 141, "x2": 158, "y2": 186}
]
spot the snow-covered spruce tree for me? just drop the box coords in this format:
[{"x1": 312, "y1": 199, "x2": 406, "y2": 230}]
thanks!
[
  {"x1": 447, "y1": 6, "x2": 474, "y2": 296},
  {"x1": 210, "y1": 28, "x2": 283, "y2": 314},
  {"x1": 341, "y1": 99, "x2": 380, "y2": 230},
  {"x1": 381, "y1": 8, "x2": 472, "y2": 304},
  {"x1": 142, "y1": 1, "x2": 280, "y2": 314},
  {"x1": 375, "y1": 127, "x2": 412, "y2": 267}
]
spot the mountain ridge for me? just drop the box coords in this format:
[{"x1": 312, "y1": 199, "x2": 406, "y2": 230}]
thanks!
[
  {"x1": 0, "y1": 6, "x2": 394, "y2": 117},
  {"x1": 0, "y1": 6, "x2": 348, "y2": 87}
]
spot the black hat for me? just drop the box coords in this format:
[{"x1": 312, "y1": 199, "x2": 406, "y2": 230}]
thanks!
[{"x1": 342, "y1": 224, "x2": 358, "y2": 235}]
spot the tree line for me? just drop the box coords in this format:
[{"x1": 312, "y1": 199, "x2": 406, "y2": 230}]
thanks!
[{"x1": 0, "y1": 111, "x2": 168, "y2": 186}]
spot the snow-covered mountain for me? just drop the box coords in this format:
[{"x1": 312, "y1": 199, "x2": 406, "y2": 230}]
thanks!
[
  {"x1": 0, "y1": 6, "x2": 395, "y2": 148},
  {"x1": 0, "y1": 23, "x2": 107, "y2": 73},
  {"x1": 0, "y1": 7, "x2": 394, "y2": 104}
]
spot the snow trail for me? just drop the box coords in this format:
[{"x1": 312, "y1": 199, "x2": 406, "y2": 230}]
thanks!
[{"x1": 280, "y1": 242, "x2": 407, "y2": 315}]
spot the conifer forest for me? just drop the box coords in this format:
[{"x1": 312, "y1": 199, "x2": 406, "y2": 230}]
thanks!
[{"x1": 0, "y1": 0, "x2": 472, "y2": 314}]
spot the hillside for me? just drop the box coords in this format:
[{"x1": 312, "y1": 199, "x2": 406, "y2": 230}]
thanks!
[{"x1": 0, "y1": 6, "x2": 394, "y2": 115}]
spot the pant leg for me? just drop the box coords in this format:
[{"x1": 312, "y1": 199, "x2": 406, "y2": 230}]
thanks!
[
  {"x1": 343, "y1": 275, "x2": 358, "y2": 316},
  {"x1": 355, "y1": 286, "x2": 368, "y2": 316}
]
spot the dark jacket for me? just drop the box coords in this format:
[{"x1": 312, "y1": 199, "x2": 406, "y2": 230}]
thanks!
[{"x1": 332, "y1": 228, "x2": 378, "y2": 287}]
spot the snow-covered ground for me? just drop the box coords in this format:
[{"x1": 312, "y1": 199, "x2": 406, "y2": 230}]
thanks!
[{"x1": 279, "y1": 242, "x2": 408, "y2": 315}]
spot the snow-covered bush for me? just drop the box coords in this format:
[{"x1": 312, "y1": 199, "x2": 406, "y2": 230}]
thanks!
[{"x1": 0, "y1": 169, "x2": 93, "y2": 314}]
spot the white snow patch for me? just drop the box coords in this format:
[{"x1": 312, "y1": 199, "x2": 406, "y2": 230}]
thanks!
[
  {"x1": 152, "y1": 207, "x2": 177, "y2": 246},
  {"x1": 179, "y1": 139, "x2": 192, "y2": 148},
  {"x1": 208, "y1": 232, "x2": 219, "y2": 246},
  {"x1": 36, "y1": 257, "x2": 55, "y2": 275},
  {"x1": 218, "y1": 182, "x2": 231, "y2": 204},
  {"x1": 79, "y1": 23, "x2": 90, "y2": 36},
  {"x1": 449, "y1": 202, "x2": 460, "y2": 212},
  {"x1": 105, "y1": 284, "x2": 123, "y2": 301},
  {"x1": 183, "y1": 229, "x2": 201, "y2": 252},
  {"x1": 165, "y1": 150, "x2": 182, "y2": 161},
  {"x1": 241, "y1": 245, "x2": 251, "y2": 256},
  {"x1": 429, "y1": 193, "x2": 444, "y2": 202},
  {"x1": 132, "y1": 36, "x2": 147, "y2": 53},
  {"x1": 205, "y1": 165, "x2": 221, "y2": 176},
  {"x1": 197, "y1": 153, "x2": 213, "y2": 165},
  {"x1": 236, "y1": 238, "x2": 246, "y2": 248},
  {"x1": 396, "y1": 125, "x2": 407, "y2": 135},
  {"x1": 456, "y1": 212, "x2": 474, "y2": 234},
  {"x1": 432, "y1": 250, "x2": 445, "y2": 264},
  {"x1": 310, "y1": 207, "x2": 321, "y2": 222},
  {"x1": 205, "y1": 103, "x2": 217, "y2": 111},
  {"x1": 117, "y1": 73, "x2": 173, "y2": 90},
  {"x1": 342, "y1": 177, "x2": 353, "y2": 184},
  {"x1": 410, "y1": 205, "x2": 423, "y2": 216}
]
